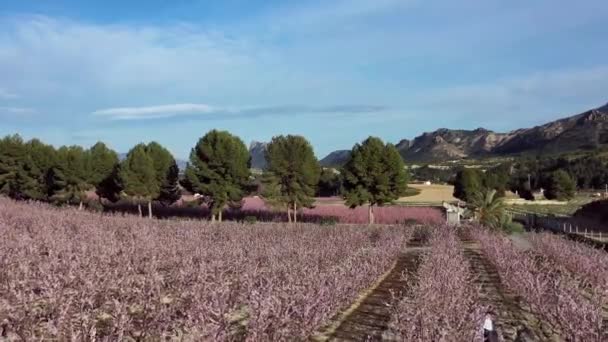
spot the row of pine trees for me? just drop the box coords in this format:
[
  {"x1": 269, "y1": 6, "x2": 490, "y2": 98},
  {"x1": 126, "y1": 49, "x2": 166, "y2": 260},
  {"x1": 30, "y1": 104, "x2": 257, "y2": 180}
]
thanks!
[{"x1": 0, "y1": 130, "x2": 409, "y2": 223}]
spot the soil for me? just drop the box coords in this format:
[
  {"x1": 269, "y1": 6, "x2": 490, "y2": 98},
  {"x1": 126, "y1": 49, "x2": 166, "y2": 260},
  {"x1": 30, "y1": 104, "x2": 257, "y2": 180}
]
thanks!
[
  {"x1": 314, "y1": 239, "x2": 427, "y2": 341},
  {"x1": 460, "y1": 237, "x2": 561, "y2": 341}
]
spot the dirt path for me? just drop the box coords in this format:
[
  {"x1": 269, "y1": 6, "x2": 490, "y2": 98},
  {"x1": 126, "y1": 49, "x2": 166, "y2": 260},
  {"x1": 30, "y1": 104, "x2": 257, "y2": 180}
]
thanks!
[
  {"x1": 460, "y1": 237, "x2": 560, "y2": 341},
  {"x1": 508, "y1": 233, "x2": 534, "y2": 251},
  {"x1": 313, "y1": 240, "x2": 426, "y2": 341}
]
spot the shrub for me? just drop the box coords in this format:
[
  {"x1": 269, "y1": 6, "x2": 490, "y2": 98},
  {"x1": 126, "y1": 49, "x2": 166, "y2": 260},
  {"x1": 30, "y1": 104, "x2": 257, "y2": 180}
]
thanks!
[
  {"x1": 318, "y1": 217, "x2": 338, "y2": 226},
  {"x1": 401, "y1": 218, "x2": 420, "y2": 226},
  {"x1": 503, "y1": 221, "x2": 524, "y2": 234},
  {"x1": 544, "y1": 170, "x2": 576, "y2": 201},
  {"x1": 86, "y1": 200, "x2": 104, "y2": 212},
  {"x1": 243, "y1": 215, "x2": 257, "y2": 224}
]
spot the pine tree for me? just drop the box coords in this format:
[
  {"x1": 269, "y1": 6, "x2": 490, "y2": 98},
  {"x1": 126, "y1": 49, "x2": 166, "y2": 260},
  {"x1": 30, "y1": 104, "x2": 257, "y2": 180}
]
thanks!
[
  {"x1": 0, "y1": 134, "x2": 25, "y2": 198},
  {"x1": 48, "y1": 146, "x2": 90, "y2": 208},
  {"x1": 24, "y1": 139, "x2": 57, "y2": 200},
  {"x1": 342, "y1": 137, "x2": 408, "y2": 224},
  {"x1": 87, "y1": 142, "x2": 119, "y2": 202},
  {"x1": 453, "y1": 168, "x2": 483, "y2": 203},
  {"x1": 184, "y1": 130, "x2": 250, "y2": 222},
  {"x1": 0, "y1": 135, "x2": 55, "y2": 200},
  {"x1": 263, "y1": 135, "x2": 321, "y2": 223},
  {"x1": 317, "y1": 168, "x2": 342, "y2": 197},
  {"x1": 119, "y1": 144, "x2": 158, "y2": 217},
  {"x1": 146, "y1": 142, "x2": 180, "y2": 206},
  {"x1": 545, "y1": 170, "x2": 576, "y2": 201}
]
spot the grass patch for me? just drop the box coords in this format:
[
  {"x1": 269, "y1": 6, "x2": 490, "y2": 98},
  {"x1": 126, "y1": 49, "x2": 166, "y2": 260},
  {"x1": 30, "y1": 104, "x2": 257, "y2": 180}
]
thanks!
[{"x1": 402, "y1": 187, "x2": 422, "y2": 197}]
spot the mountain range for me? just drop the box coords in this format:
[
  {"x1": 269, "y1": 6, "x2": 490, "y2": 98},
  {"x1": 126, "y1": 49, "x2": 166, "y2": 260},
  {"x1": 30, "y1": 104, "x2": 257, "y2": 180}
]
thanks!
[
  {"x1": 320, "y1": 102, "x2": 608, "y2": 166},
  {"x1": 123, "y1": 102, "x2": 608, "y2": 170}
]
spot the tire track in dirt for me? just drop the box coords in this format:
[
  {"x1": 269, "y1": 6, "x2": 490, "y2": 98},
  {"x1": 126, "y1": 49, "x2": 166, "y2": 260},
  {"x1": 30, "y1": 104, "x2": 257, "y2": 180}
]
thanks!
[
  {"x1": 313, "y1": 239, "x2": 426, "y2": 342},
  {"x1": 460, "y1": 237, "x2": 560, "y2": 341}
]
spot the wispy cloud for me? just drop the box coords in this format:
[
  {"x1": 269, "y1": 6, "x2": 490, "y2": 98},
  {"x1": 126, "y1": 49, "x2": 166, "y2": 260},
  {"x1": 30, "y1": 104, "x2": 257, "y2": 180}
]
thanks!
[
  {"x1": 0, "y1": 88, "x2": 18, "y2": 99},
  {"x1": 92, "y1": 103, "x2": 388, "y2": 120},
  {"x1": 0, "y1": 106, "x2": 36, "y2": 115},
  {"x1": 93, "y1": 104, "x2": 217, "y2": 120}
]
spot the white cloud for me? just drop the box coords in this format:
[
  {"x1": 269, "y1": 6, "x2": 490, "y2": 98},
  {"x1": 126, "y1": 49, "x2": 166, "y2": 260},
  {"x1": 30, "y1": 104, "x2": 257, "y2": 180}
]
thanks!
[
  {"x1": 93, "y1": 103, "x2": 217, "y2": 120},
  {"x1": 92, "y1": 103, "x2": 387, "y2": 120}
]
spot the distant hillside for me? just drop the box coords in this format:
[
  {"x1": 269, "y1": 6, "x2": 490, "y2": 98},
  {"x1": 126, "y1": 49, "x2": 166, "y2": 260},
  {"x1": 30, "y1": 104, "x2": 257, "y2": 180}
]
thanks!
[
  {"x1": 321, "y1": 102, "x2": 608, "y2": 164},
  {"x1": 249, "y1": 141, "x2": 268, "y2": 170},
  {"x1": 320, "y1": 150, "x2": 351, "y2": 167}
]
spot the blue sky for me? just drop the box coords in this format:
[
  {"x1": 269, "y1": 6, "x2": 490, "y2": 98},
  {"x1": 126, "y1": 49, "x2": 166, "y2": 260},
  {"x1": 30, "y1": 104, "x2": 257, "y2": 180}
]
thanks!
[{"x1": 1, "y1": 0, "x2": 607, "y2": 159}]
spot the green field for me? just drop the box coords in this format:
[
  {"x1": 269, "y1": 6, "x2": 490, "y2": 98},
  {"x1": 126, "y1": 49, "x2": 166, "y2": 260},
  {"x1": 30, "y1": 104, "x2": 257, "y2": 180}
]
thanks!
[{"x1": 507, "y1": 195, "x2": 595, "y2": 217}]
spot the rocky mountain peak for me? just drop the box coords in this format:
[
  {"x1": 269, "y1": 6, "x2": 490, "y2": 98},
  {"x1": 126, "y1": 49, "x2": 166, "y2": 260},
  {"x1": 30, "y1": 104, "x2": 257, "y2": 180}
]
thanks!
[
  {"x1": 578, "y1": 110, "x2": 608, "y2": 124},
  {"x1": 321, "y1": 101, "x2": 608, "y2": 165},
  {"x1": 249, "y1": 141, "x2": 268, "y2": 169}
]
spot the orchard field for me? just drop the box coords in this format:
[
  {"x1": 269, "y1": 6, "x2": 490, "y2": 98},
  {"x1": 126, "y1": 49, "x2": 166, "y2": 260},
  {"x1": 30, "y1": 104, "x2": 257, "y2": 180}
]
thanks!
[{"x1": 0, "y1": 197, "x2": 606, "y2": 341}]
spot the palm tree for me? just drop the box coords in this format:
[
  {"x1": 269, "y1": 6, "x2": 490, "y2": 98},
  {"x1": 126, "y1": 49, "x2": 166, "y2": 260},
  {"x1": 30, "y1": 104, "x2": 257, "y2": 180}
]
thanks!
[{"x1": 470, "y1": 189, "x2": 508, "y2": 229}]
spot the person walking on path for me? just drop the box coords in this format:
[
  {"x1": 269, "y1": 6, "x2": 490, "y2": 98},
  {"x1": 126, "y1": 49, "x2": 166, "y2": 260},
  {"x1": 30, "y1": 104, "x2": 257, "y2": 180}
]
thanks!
[{"x1": 483, "y1": 312, "x2": 499, "y2": 342}]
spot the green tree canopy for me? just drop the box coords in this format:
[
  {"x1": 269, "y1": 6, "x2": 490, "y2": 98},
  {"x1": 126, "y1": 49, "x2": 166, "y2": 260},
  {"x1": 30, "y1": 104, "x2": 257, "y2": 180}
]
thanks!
[
  {"x1": 342, "y1": 137, "x2": 408, "y2": 224},
  {"x1": 317, "y1": 168, "x2": 342, "y2": 197},
  {"x1": 0, "y1": 135, "x2": 46, "y2": 200},
  {"x1": 119, "y1": 144, "x2": 158, "y2": 217},
  {"x1": 184, "y1": 130, "x2": 251, "y2": 221},
  {"x1": 263, "y1": 135, "x2": 321, "y2": 223},
  {"x1": 146, "y1": 142, "x2": 180, "y2": 205},
  {"x1": 470, "y1": 189, "x2": 507, "y2": 229},
  {"x1": 87, "y1": 142, "x2": 120, "y2": 201},
  {"x1": 544, "y1": 170, "x2": 576, "y2": 201},
  {"x1": 48, "y1": 146, "x2": 90, "y2": 207},
  {"x1": 453, "y1": 168, "x2": 483, "y2": 202},
  {"x1": 25, "y1": 139, "x2": 58, "y2": 200}
]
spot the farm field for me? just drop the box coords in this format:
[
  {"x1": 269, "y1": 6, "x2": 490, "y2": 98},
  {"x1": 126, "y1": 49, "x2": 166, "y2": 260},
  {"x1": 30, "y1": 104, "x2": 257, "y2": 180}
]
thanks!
[
  {"x1": 396, "y1": 183, "x2": 458, "y2": 204},
  {"x1": 241, "y1": 196, "x2": 446, "y2": 225},
  {"x1": 1, "y1": 197, "x2": 606, "y2": 341},
  {"x1": 506, "y1": 195, "x2": 596, "y2": 217}
]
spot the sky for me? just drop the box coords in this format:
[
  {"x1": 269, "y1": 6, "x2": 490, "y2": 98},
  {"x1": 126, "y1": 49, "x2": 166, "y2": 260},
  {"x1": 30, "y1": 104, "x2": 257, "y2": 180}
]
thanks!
[{"x1": 1, "y1": 0, "x2": 607, "y2": 159}]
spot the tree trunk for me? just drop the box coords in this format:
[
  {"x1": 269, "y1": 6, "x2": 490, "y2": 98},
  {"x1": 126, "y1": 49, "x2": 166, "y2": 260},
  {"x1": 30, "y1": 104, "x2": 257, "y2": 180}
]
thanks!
[
  {"x1": 368, "y1": 205, "x2": 375, "y2": 225},
  {"x1": 218, "y1": 209, "x2": 223, "y2": 222},
  {"x1": 287, "y1": 205, "x2": 292, "y2": 223},
  {"x1": 211, "y1": 213, "x2": 216, "y2": 223},
  {"x1": 138, "y1": 203, "x2": 142, "y2": 218},
  {"x1": 293, "y1": 201, "x2": 297, "y2": 224},
  {"x1": 78, "y1": 201, "x2": 83, "y2": 211},
  {"x1": 148, "y1": 201, "x2": 152, "y2": 219}
]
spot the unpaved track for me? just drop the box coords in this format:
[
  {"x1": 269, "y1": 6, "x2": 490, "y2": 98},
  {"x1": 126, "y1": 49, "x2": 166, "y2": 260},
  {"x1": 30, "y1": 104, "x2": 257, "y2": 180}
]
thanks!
[
  {"x1": 460, "y1": 237, "x2": 559, "y2": 341},
  {"x1": 319, "y1": 240, "x2": 426, "y2": 341}
]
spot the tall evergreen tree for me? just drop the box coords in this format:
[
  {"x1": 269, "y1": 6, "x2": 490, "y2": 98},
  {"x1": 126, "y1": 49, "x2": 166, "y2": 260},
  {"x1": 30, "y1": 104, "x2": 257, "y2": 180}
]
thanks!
[
  {"x1": 146, "y1": 142, "x2": 180, "y2": 206},
  {"x1": 317, "y1": 168, "x2": 342, "y2": 197},
  {"x1": 48, "y1": 146, "x2": 90, "y2": 208},
  {"x1": 453, "y1": 168, "x2": 483, "y2": 203},
  {"x1": 25, "y1": 139, "x2": 57, "y2": 200},
  {"x1": 263, "y1": 135, "x2": 321, "y2": 223},
  {"x1": 0, "y1": 134, "x2": 26, "y2": 198},
  {"x1": 544, "y1": 170, "x2": 576, "y2": 201},
  {"x1": 184, "y1": 130, "x2": 250, "y2": 222},
  {"x1": 342, "y1": 137, "x2": 408, "y2": 224},
  {"x1": 120, "y1": 144, "x2": 158, "y2": 217},
  {"x1": 87, "y1": 142, "x2": 120, "y2": 202},
  {"x1": 0, "y1": 135, "x2": 59, "y2": 201}
]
